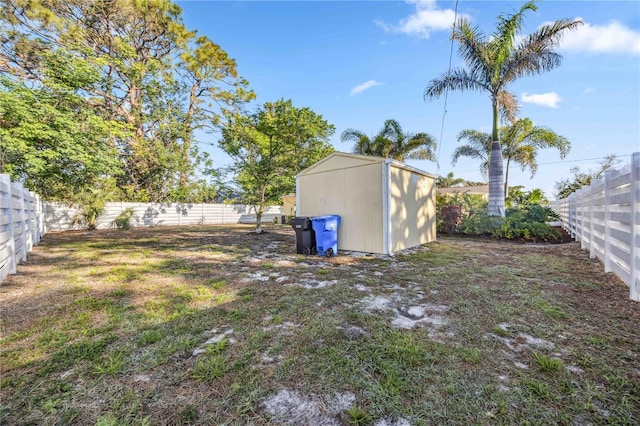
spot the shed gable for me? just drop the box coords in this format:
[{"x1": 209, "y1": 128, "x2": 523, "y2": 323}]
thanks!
[{"x1": 297, "y1": 152, "x2": 383, "y2": 176}]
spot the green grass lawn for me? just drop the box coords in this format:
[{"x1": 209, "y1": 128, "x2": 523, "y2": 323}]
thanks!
[{"x1": 1, "y1": 225, "x2": 638, "y2": 425}]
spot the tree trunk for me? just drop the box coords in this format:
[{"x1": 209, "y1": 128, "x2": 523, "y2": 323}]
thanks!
[
  {"x1": 255, "y1": 210, "x2": 263, "y2": 234},
  {"x1": 504, "y1": 158, "x2": 511, "y2": 200},
  {"x1": 487, "y1": 98, "x2": 505, "y2": 217}
]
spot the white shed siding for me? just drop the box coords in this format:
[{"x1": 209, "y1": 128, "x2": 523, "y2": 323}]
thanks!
[
  {"x1": 298, "y1": 161, "x2": 385, "y2": 254},
  {"x1": 389, "y1": 165, "x2": 436, "y2": 252},
  {"x1": 297, "y1": 152, "x2": 436, "y2": 255}
]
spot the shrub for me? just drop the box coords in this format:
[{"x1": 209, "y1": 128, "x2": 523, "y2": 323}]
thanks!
[
  {"x1": 440, "y1": 205, "x2": 462, "y2": 235},
  {"x1": 114, "y1": 208, "x2": 135, "y2": 230},
  {"x1": 458, "y1": 205, "x2": 561, "y2": 242},
  {"x1": 69, "y1": 179, "x2": 116, "y2": 230},
  {"x1": 458, "y1": 211, "x2": 501, "y2": 236}
]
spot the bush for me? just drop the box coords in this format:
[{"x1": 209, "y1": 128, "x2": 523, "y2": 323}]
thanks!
[
  {"x1": 114, "y1": 208, "x2": 135, "y2": 230},
  {"x1": 458, "y1": 211, "x2": 502, "y2": 236},
  {"x1": 457, "y1": 205, "x2": 561, "y2": 242},
  {"x1": 440, "y1": 205, "x2": 462, "y2": 235}
]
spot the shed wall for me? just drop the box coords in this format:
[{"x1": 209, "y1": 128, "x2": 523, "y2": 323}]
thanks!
[
  {"x1": 298, "y1": 162, "x2": 384, "y2": 253},
  {"x1": 282, "y1": 195, "x2": 296, "y2": 217},
  {"x1": 389, "y1": 165, "x2": 436, "y2": 252}
]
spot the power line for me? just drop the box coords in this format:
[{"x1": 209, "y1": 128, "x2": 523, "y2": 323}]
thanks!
[
  {"x1": 436, "y1": 0, "x2": 459, "y2": 169},
  {"x1": 533, "y1": 155, "x2": 626, "y2": 166},
  {"x1": 451, "y1": 154, "x2": 627, "y2": 174}
]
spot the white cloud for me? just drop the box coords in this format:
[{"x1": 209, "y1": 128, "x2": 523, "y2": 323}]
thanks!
[
  {"x1": 376, "y1": 0, "x2": 469, "y2": 39},
  {"x1": 521, "y1": 92, "x2": 562, "y2": 108},
  {"x1": 550, "y1": 18, "x2": 640, "y2": 56},
  {"x1": 583, "y1": 87, "x2": 594, "y2": 94},
  {"x1": 350, "y1": 80, "x2": 382, "y2": 96}
]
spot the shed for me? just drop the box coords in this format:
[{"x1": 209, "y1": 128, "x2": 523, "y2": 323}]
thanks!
[
  {"x1": 282, "y1": 193, "x2": 296, "y2": 217},
  {"x1": 296, "y1": 152, "x2": 436, "y2": 255}
]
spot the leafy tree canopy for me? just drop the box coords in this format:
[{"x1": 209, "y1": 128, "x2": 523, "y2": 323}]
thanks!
[
  {"x1": 0, "y1": 51, "x2": 126, "y2": 200},
  {"x1": 219, "y1": 99, "x2": 335, "y2": 233},
  {"x1": 554, "y1": 155, "x2": 620, "y2": 199},
  {"x1": 1, "y1": 0, "x2": 254, "y2": 201}
]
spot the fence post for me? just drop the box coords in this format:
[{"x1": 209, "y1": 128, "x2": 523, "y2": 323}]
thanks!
[
  {"x1": 15, "y1": 181, "x2": 27, "y2": 262},
  {"x1": 576, "y1": 189, "x2": 583, "y2": 242},
  {"x1": 35, "y1": 193, "x2": 42, "y2": 243},
  {"x1": 25, "y1": 190, "x2": 33, "y2": 253},
  {"x1": 603, "y1": 169, "x2": 614, "y2": 273},
  {"x1": 630, "y1": 152, "x2": 639, "y2": 301},
  {"x1": 589, "y1": 179, "x2": 596, "y2": 258},
  {"x1": 1, "y1": 175, "x2": 17, "y2": 276},
  {"x1": 568, "y1": 194, "x2": 573, "y2": 238},
  {"x1": 579, "y1": 187, "x2": 587, "y2": 249}
]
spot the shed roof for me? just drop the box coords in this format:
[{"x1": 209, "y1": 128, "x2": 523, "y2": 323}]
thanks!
[{"x1": 297, "y1": 152, "x2": 436, "y2": 179}]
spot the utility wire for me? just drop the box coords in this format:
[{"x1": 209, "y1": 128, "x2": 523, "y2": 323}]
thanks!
[
  {"x1": 436, "y1": 0, "x2": 459, "y2": 169},
  {"x1": 452, "y1": 154, "x2": 627, "y2": 174}
]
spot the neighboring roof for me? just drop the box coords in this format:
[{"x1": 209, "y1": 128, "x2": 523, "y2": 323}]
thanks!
[
  {"x1": 437, "y1": 185, "x2": 489, "y2": 195},
  {"x1": 297, "y1": 151, "x2": 436, "y2": 179}
]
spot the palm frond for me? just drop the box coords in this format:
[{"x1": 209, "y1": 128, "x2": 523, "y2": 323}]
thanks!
[
  {"x1": 453, "y1": 19, "x2": 492, "y2": 79},
  {"x1": 424, "y1": 68, "x2": 489, "y2": 100},
  {"x1": 492, "y1": 1, "x2": 538, "y2": 68},
  {"x1": 451, "y1": 144, "x2": 488, "y2": 165},
  {"x1": 340, "y1": 129, "x2": 368, "y2": 143},
  {"x1": 456, "y1": 129, "x2": 492, "y2": 149},
  {"x1": 341, "y1": 129, "x2": 373, "y2": 155},
  {"x1": 503, "y1": 18, "x2": 582, "y2": 82},
  {"x1": 403, "y1": 132, "x2": 438, "y2": 163}
]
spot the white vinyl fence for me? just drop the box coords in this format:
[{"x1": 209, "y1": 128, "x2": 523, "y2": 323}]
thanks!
[
  {"x1": 552, "y1": 152, "x2": 640, "y2": 302},
  {"x1": 43, "y1": 202, "x2": 284, "y2": 231},
  {"x1": 0, "y1": 174, "x2": 45, "y2": 283}
]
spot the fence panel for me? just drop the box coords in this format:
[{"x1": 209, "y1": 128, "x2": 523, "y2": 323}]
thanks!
[
  {"x1": 0, "y1": 174, "x2": 44, "y2": 283},
  {"x1": 43, "y1": 202, "x2": 285, "y2": 231},
  {"x1": 552, "y1": 152, "x2": 640, "y2": 301}
]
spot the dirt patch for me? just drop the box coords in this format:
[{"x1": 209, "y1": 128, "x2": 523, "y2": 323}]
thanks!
[{"x1": 261, "y1": 389, "x2": 355, "y2": 425}]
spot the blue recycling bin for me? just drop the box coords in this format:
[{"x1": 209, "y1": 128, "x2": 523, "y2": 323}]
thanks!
[{"x1": 310, "y1": 215, "x2": 341, "y2": 257}]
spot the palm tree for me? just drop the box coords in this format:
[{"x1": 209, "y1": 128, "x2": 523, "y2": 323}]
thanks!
[
  {"x1": 436, "y1": 171, "x2": 466, "y2": 188},
  {"x1": 452, "y1": 129, "x2": 492, "y2": 178},
  {"x1": 455, "y1": 118, "x2": 570, "y2": 198},
  {"x1": 424, "y1": 1, "x2": 581, "y2": 216},
  {"x1": 501, "y1": 118, "x2": 569, "y2": 198},
  {"x1": 341, "y1": 119, "x2": 437, "y2": 163}
]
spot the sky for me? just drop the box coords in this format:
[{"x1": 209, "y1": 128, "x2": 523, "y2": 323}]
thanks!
[{"x1": 177, "y1": 0, "x2": 640, "y2": 199}]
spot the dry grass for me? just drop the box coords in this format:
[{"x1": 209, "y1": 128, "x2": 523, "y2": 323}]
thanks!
[{"x1": 1, "y1": 225, "x2": 638, "y2": 425}]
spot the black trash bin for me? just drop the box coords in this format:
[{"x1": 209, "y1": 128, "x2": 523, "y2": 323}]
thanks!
[{"x1": 290, "y1": 217, "x2": 317, "y2": 255}]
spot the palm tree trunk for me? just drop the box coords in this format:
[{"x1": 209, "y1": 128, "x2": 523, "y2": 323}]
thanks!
[
  {"x1": 487, "y1": 99, "x2": 505, "y2": 217},
  {"x1": 504, "y1": 157, "x2": 511, "y2": 200}
]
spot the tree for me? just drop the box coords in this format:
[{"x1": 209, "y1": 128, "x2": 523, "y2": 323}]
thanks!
[
  {"x1": 341, "y1": 119, "x2": 437, "y2": 163},
  {"x1": 0, "y1": 0, "x2": 253, "y2": 201},
  {"x1": 555, "y1": 155, "x2": 620, "y2": 199},
  {"x1": 219, "y1": 99, "x2": 335, "y2": 233},
  {"x1": 424, "y1": 1, "x2": 581, "y2": 216},
  {"x1": 0, "y1": 51, "x2": 126, "y2": 200},
  {"x1": 506, "y1": 185, "x2": 549, "y2": 207},
  {"x1": 436, "y1": 172, "x2": 466, "y2": 188},
  {"x1": 452, "y1": 130, "x2": 492, "y2": 179},
  {"x1": 454, "y1": 118, "x2": 570, "y2": 198}
]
